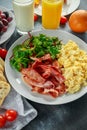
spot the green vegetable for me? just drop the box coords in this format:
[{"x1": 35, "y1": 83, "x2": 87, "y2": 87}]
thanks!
[{"x1": 10, "y1": 34, "x2": 62, "y2": 71}]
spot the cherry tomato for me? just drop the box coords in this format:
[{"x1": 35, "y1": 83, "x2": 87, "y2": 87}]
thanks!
[
  {"x1": 5, "y1": 109, "x2": 18, "y2": 122},
  {"x1": 34, "y1": 14, "x2": 38, "y2": 22},
  {"x1": 0, "y1": 115, "x2": 6, "y2": 128},
  {"x1": 0, "y1": 48, "x2": 7, "y2": 59},
  {"x1": 60, "y1": 16, "x2": 67, "y2": 24}
]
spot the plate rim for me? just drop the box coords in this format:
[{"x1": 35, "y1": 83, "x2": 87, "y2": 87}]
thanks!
[
  {"x1": 0, "y1": 5, "x2": 16, "y2": 45},
  {"x1": 5, "y1": 29, "x2": 87, "y2": 105},
  {"x1": 34, "y1": 0, "x2": 80, "y2": 16}
]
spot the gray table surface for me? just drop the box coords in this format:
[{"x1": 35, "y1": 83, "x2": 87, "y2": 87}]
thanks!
[{"x1": 0, "y1": 0, "x2": 87, "y2": 130}]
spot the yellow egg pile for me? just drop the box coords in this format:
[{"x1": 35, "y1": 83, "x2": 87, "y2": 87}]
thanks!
[{"x1": 58, "y1": 40, "x2": 87, "y2": 93}]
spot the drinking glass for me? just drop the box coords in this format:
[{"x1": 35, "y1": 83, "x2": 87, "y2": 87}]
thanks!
[
  {"x1": 42, "y1": 0, "x2": 63, "y2": 29},
  {"x1": 13, "y1": 0, "x2": 34, "y2": 35}
]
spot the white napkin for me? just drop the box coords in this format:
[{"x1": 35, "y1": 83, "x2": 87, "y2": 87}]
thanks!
[{"x1": 0, "y1": 87, "x2": 37, "y2": 130}]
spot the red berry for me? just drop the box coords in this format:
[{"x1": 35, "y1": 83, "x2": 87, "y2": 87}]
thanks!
[
  {"x1": 1, "y1": 13, "x2": 6, "y2": 19},
  {"x1": 2, "y1": 26, "x2": 8, "y2": 32},
  {"x1": 3, "y1": 11, "x2": 9, "y2": 18},
  {"x1": 0, "y1": 21, "x2": 4, "y2": 28},
  {"x1": 2, "y1": 19, "x2": 8, "y2": 26},
  {"x1": 7, "y1": 17, "x2": 13, "y2": 23},
  {"x1": 0, "y1": 10, "x2": 13, "y2": 35},
  {"x1": 0, "y1": 21, "x2": 4, "y2": 32}
]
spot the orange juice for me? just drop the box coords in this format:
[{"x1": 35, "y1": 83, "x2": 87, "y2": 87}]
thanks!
[{"x1": 42, "y1": 0, "x2": 63, "y2": 29}]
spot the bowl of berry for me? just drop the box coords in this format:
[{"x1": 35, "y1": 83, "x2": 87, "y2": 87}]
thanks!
[{"x1": 0, "y1": 6, "x2": 15, "y2": 45}]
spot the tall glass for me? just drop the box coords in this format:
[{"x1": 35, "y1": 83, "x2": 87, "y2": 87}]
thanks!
[
  {"x1": 13, "y1": 0, "x2": 34, "y2": 35},
  {"x1": 42, "y1": 0, "x2": 63, "y2": 29}
]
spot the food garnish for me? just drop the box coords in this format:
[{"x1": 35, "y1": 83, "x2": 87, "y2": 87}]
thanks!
[
  {"x1": 10, "y1": 34, "x2": 62, "y2": 71},
  {"x1": 10, "y1": 34, "x2": 87, "y2": 98}
]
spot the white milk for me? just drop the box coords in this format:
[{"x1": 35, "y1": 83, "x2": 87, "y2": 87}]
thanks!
[{"x1": 13, "y1": 0, "x2": 34, "y2": 34}]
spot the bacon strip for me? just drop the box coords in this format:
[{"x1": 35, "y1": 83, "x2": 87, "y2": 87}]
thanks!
[{"x1": 21, "y1": 54, "x2": 66, "y2": 98}]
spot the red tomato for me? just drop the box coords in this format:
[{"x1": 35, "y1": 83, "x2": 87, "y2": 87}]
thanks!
[
  {"x1": 34, "y1": 14, "x2": 38, "y2": 21},
  {"x1": 0, "y1": 48, "x2": 7, "y2": 59},
  {"x1": 0, "y1": 115, "x2": 6, "y2": 128},
  {"x1": 5, "y1": 109, "x2": 18, "y2": 122},
  {"x1": 60, "y1": 16, "x2": 67, "y2": 24}
]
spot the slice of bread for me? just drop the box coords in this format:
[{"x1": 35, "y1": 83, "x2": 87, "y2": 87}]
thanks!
[
  {"x1": 0, "y1": 81, "x2": 11, "y2": 106},
  {"x1": 0, "y1": 70, "x2": 3, "y2": 74},
  {"x1": 0, "y1": 57, "x2": 11, "y2": 106},
  {"x1": 0, "y1": 64, "x2": 4, "y2": 72},
  {"x1": 0, "y1": 57, "x2": 5, "y2": 67},
  {"x1": 0, "y1": 73, "x2": 7, "y2": 82}
]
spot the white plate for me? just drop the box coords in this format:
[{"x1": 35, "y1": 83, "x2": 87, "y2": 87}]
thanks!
[
  {"x1": 5, "y1": 30, "x2": 87, "y2": 105},
  {"x1": 34, "y1": 0, "x2": 80, "y2": 16},
  {"x1": 0, "y1": 6, "x2": 15, "y2": 45}
]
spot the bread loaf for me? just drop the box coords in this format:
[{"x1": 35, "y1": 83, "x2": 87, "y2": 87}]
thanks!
[
  {"x1": 0, "y1": 64, "x2": 4, "y2": 72},
  {"x1": 0, "y1": 57, "x2": 11, "y2": 106},
  {"x1": 0, "y1": 81, "x2": 10, "y2": 106},
  {"x1": 0, "y1": 57, "x2": 5, "y2": 67},
  {"x1": 0, "y1": 73, "x2": 7, "y2": 82}
]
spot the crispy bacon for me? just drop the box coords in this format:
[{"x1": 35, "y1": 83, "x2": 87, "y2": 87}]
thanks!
[
  {"x1": 21, "y1": 68, "x2": 45, "y2": 83},
  {"x1": 21, "y1": 54, "x2": 66, "y2": 98},
  {"x1": 23, "y1": 75, "x2": 55, "y2": 88}
]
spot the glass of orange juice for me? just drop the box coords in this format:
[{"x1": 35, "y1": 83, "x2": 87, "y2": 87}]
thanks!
[{"x1": 42, "y1": 0, "x2": 63, "y2": 29}]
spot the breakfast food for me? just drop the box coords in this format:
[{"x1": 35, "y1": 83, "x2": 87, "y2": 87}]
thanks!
[
  {"x1": 0, "y1": 64, "x2": 4, "y2": 72},
  {"x1": 21, "y1": 54, "x2": 66, "y2": 98},
  {"x1": 10, "y1": 34, "x2": 62, "y2": 71},
  {"x1": 58, "y1": 40, "x2": 87, "y2": 93},
  {"x1": 0, "y1": 73, "x2": 7, "y2": 82},
  {"x1": 0, "y1": 57, "x2": 5, "y2": 67},
  {"x1": 0, "y1": 57, "x2": 11, "y2": 106},
  {"x1": 0, "y1": 81, "x2": 10, "y2": 106},
  {"x1": 10, "y1": 34, "x2": 87, "y2": 98},
  {"x1": 69, "y1": 10, "x2": 87, "y2": 33}
]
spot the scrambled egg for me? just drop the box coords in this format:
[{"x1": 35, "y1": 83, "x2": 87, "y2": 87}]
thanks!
[{"x1": 58, "y1": 40, "x2": 87, "y2": 93}]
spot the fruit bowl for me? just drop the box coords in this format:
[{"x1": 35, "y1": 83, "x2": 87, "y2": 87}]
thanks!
[{"x1": 0, "y1": 6, "x2": 15, "y2": 45}]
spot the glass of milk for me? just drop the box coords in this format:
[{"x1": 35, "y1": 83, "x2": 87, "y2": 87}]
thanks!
[{"x1": 13, "y1": 0, "x2": 34, "y2": 35}]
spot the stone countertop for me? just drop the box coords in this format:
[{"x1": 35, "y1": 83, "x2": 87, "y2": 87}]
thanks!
[{"x1": 0, "y1": 0, "x2": 87, "y2": 130}]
